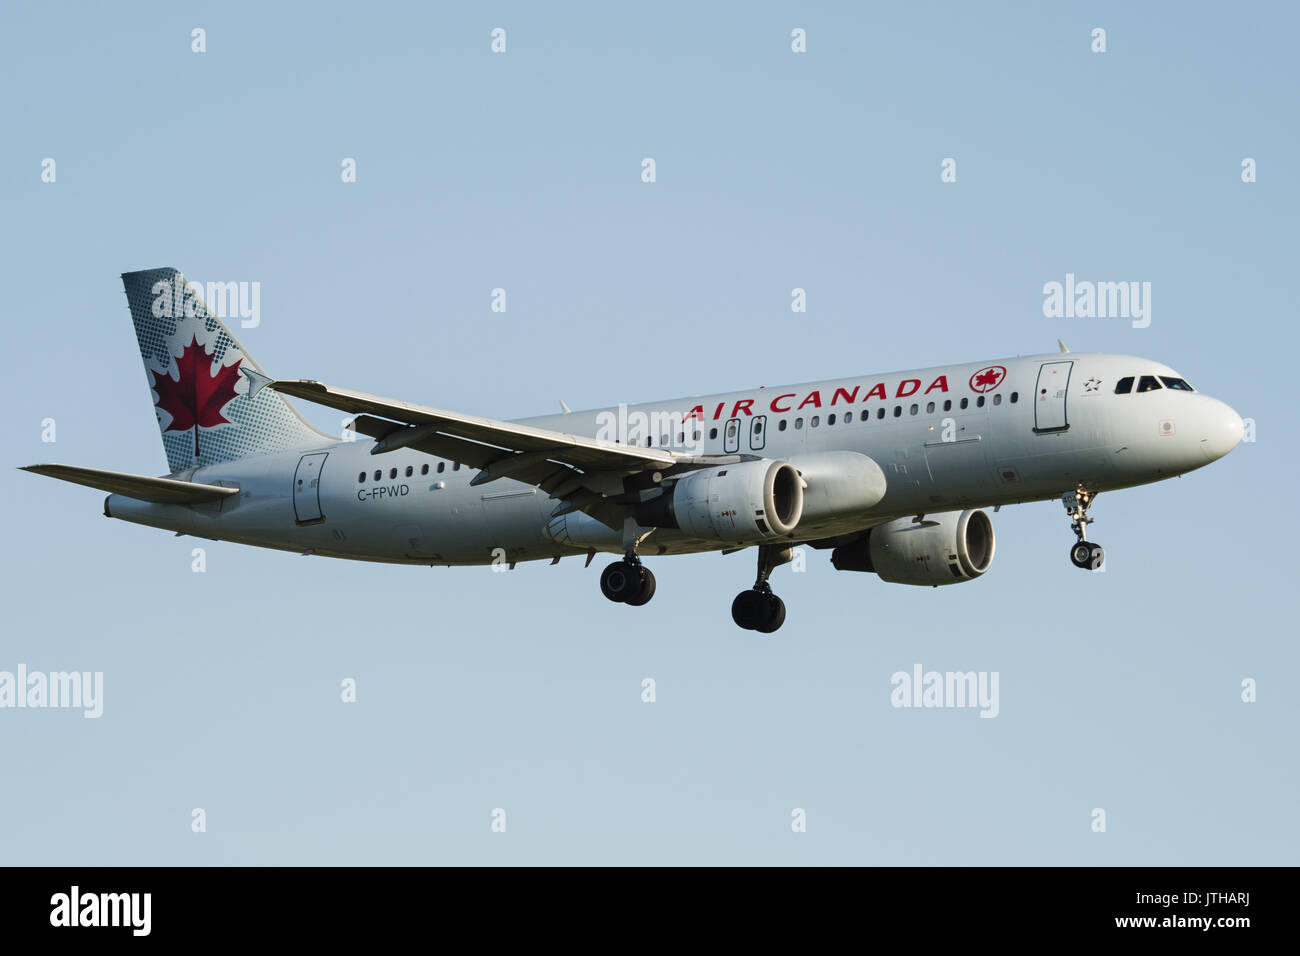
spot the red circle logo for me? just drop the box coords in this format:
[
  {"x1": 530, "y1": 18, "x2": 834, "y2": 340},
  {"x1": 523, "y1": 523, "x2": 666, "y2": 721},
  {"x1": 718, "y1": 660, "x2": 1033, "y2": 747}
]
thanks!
[{"x1": 969, "y1": 365, "x2": 1006, "y2": 393}]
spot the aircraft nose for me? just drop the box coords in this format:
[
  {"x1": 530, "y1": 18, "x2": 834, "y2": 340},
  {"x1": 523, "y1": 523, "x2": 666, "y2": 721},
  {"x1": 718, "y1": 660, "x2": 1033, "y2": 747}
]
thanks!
[{"x1": 1200, "y1": 399, "x2": 1244, "y2": 462}]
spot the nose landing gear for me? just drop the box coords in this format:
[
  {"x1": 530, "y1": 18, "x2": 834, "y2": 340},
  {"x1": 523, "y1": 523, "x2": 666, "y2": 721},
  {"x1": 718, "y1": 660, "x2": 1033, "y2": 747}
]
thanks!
[
  {"x1": 1064, "y1": 486, "x2": 1105, "y2": 570},
  {"x1": 731, "y1": 544, "x2": 793, "y2": 633}
]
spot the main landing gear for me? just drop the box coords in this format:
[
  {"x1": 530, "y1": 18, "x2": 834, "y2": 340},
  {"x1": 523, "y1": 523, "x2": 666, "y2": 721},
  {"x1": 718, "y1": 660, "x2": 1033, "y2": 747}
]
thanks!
[
  {"x1": 599, "y1": 538, "x2": 793, "y2": 633},
  {"x1": 731, "y1": 545, "x2": 793, "y2": 633},
  {"x1": 600, "y1": 555, "x2": 656, "y2": 607},
  {"x1": 1063, "y1": 486, "x2": 1105, "y2": 570}
]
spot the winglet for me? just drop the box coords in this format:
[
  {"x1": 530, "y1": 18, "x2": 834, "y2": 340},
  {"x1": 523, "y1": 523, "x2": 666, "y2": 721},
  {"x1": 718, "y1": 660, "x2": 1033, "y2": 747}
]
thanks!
[{"x1": 240, "y1": 366, "x2": 274, "y2": 399}]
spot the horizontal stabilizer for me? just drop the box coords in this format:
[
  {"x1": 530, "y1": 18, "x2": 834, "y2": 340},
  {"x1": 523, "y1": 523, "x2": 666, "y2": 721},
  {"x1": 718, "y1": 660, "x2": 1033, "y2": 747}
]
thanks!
[{"x1": 20, "y1": 464, "x2": 239, "y2": 505}]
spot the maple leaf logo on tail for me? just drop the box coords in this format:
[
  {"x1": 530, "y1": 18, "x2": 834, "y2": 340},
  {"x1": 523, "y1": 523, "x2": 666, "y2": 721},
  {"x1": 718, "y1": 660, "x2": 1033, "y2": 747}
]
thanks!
[
  {"x1": 122, "y1": 268, "x2": 327, "y2": 474},
  {"x1": 151, "y1": 334, "x2": 243, "y2": 460}
]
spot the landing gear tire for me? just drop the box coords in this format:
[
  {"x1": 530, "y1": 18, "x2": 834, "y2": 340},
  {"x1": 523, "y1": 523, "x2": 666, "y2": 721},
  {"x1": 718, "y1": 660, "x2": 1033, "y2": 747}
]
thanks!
[
  {"x1": 757, "y1": 594, "x2": 786, "y2": 633},
  {"x1": 601, "y1": 561, "x2": 656, "y2": 605},
  {"x1": 601, "y1": 561, "x2": 637, "y2": 603},
  {"x1": 731, "y1": 589, "x2": 786, "y2": 633},
  {"x1": 1070, "y1": 541, "x2": 1104, "y2": 570},
  {"x1": 625, "y1": 567, "x2": 656, "y2": 606}
]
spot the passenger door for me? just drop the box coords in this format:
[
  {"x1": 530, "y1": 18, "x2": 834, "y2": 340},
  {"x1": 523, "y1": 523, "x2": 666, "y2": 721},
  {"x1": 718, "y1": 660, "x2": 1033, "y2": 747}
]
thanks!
[
  {"x1": 293, "y1": 452, "x2": 328, "y2": 524},
  {"x1": 1033, "y1": 361, "x2": 1073, "y2": 432}
]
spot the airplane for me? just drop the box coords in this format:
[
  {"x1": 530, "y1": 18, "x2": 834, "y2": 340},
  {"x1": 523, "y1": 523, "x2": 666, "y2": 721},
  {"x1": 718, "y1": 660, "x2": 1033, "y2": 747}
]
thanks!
[{"x1": 22, "y1": 268, "x2": 1244, "y2": 633}]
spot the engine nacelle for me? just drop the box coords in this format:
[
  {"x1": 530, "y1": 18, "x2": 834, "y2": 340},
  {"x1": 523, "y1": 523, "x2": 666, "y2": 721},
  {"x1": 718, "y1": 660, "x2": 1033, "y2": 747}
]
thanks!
[
  {"x1": 784, "y1": 451, "x2": 887, "y2": 533},
  {"x1": 831, "y1": 509, "x2": 995, "y2": 585},
  {"x1": 637, "y1": 458, "x2": 803, "y2": 543}
]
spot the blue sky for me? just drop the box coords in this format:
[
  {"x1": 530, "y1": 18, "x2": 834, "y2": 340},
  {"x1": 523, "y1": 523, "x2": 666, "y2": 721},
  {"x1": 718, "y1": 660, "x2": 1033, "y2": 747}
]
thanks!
[{"x1": 1, "y1": 1, "x2": 1296, "y2": 864}]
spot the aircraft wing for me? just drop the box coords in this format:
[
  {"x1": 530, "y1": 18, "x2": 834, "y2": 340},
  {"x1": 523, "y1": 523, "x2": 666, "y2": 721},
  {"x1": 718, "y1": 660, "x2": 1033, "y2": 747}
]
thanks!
[
  {"x1": 269, "y1": 380, "x2": 698, "y2": 505},
  {"x1": 20, "y1": 464, "x2": 239, "y2": 504}
]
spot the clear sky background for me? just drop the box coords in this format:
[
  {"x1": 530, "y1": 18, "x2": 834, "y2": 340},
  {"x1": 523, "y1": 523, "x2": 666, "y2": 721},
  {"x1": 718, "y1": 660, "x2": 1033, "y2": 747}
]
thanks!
[{"x1": 1, "y1": 1, "x2": 1295, "y2": 864}]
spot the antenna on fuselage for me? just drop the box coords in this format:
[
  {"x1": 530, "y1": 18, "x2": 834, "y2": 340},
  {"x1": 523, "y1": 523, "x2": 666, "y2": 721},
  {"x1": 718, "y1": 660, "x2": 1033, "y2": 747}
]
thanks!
[{"x1": 1057, "y1": 339, "x2": 1071, "y2": 353}]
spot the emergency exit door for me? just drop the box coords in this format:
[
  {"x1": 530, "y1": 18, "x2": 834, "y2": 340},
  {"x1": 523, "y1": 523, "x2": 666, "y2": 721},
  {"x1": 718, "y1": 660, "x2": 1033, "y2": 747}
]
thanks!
[
  {"x1": 1033, "y1": 362, "x2": 1073, "y2": 433},
  {"x1": 724, "y1": 418, "x2": 741, "y2": 453},
  {"x1": 293, "y1": 452, "x2": 328, "y2": 524}
]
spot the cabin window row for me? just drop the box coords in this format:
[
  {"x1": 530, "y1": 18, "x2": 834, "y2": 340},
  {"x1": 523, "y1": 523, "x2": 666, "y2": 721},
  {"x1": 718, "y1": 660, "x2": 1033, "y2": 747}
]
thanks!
[
  {"x1": 356, "y1": 388, "x2": 1028, "y2": 474},
  {"x1": 358, "y1": 461, "x2": 461, "y2": 483},
  {"x1": 755, "y1": 392, "x2": 1019, "y2": 434}
]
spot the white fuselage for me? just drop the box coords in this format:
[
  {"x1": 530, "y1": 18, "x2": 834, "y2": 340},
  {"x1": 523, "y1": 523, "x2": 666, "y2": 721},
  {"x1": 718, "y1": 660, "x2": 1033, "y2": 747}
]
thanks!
[{"x1": 105, "y1": 353, "x2": 1243, "y2": 565}]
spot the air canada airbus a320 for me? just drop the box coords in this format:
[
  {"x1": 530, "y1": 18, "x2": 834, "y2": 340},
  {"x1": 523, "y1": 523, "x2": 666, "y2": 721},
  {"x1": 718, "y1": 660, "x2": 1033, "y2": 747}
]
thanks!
[{"x1": 24, "y1": 268, "x2": 1244, "y2": 632}]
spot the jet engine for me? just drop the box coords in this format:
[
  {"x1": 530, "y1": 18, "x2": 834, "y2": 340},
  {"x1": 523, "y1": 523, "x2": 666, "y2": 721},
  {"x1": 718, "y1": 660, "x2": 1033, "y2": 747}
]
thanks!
[
  {"x1": 637, "y1": 458, "x2": 803, "y2": 543},
  {"x1": 830, "y1": 509, "x2": 995, "y2": 585}
]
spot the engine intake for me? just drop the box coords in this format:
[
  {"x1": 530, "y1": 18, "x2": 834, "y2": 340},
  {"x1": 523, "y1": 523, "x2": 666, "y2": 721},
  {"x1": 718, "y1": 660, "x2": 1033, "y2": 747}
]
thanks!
[
  {"x1": 637, "y1": 459, "x2": 803, "y2": 543},
  {"x1": 831, "y1": 509, "x2": 995, "y2": 585}
]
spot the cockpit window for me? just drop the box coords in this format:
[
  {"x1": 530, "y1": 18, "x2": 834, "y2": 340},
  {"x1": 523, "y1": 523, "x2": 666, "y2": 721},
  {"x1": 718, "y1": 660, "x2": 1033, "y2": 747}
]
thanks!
[
  {"x1": 1160, "y1": 376, "x2": 1194, "y2": 392},
  {"x1": 1115, "y1": 376, "x2": 1134, "y2": 395},
  {"x1": 1136, "y1": 375, "x2": 1162, "y2": 393}
]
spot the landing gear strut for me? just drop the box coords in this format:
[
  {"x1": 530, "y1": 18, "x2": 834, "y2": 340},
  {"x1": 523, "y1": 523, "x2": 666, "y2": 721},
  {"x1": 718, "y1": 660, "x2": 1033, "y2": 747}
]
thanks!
[
  {"x1": 601, "y1": 518, "x2": 657, "y2": 607},
  {"x1": 1063, "y1": 485, "x2": 1104, "y2": 570},
  {"x1": 600, "y1": 553, "x2": 656, "y2": 606},
  {"x1": 731, "y1": 545, "x2": 792, "y2": 633}
]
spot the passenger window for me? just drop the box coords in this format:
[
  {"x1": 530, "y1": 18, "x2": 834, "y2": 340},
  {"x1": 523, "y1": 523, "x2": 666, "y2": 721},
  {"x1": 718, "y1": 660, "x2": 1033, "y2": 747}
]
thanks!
[
  {"x1": 876, "y1": 407, "x2": 885, "y2": 420},
  {"x1": 827, "y1": 414, "x2": 836, "y2": 426},
  {"x1": 1115, "y1": 377, "x2": 1134, "y2": 394},
  {"x1": 926, "y1": 401, "x2": 935, "y2": 413},
  {"x1": 389, "y1": 468, "x2": 397, "y2": 479},
  {"x1": 893, "y1": 406, "x2": 901, "y2": 418},
  {"x1": 709, "y1": 428, "x2": 718, "y2": 440},
  {"x1": 960, "y1": 398, "x2": 969, "y2": 410},
  {"x1": 795, "y1": 418, "x2": 803, "y2": 429},
  {"x1": 909, "y1": 404, "x2": 918, "y2": 416},
  {"x1": 405, "y1": 465, "x2": 413, "y2": 477},
  {"x1": 993, "y1": 394, "x2": 1001, "y2": 406},
  {"x1": 1160, "y1": 376, "x2": 1194, "y2": 391},
  {"x1": 421, "y1": 464, "x2": 429, "y2": 475},
  {"x1": 437, "y1": 462, "x2": 445, "y2": 473},
  {"x1": 778, "y1": 419, "x2": 787, "y2": 431},
  {"x1": 1137, "y1": 375, "x2": 1162, "y2": 393},
  {"x1": 1010, "y1": 392, "x2": 1018, "y2": 403},
  {"x1": 810, "y1": 416, "x2": 819, "y2": 427},
  {"x1": 373, "y1": 470, "x2": 381, "y2": 481},
  {"x1": 453, "y1": 462, "x2": 460, "y2": 471},
  {"x1": 845, "y1": 411, "x2": 853, "y2": 423},
  {"x1": 943, "y1": 400, "x2": 952, "y2": 411},
  {"x1": 357, "y1": 472, "x2": 365, "y2": 483},
  {"x1": 976, "y1": 395, "x2": 985, "y2": 407}
]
